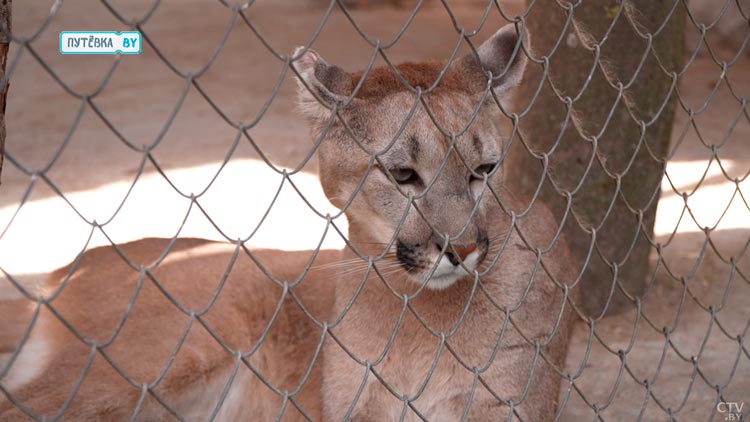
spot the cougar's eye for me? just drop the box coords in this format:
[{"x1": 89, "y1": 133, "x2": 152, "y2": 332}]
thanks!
[
  {"x1": 471, "y1": 162, "x2": 499, "y2": 182},
  {"x1": 389, "y1": 168, "x2": 420, "y2": 185}
]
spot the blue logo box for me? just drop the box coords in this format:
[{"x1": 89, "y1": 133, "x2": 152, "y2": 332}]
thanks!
[{"x1": 60, "y1": 31, "x2": 142, "y2": 55}]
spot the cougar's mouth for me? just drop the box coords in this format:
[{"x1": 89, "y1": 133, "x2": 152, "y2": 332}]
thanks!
[{"x1": 395, "y1": 238, "x2": 489, "y2": 290}]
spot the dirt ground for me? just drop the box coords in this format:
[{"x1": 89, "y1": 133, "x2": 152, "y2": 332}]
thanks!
[{"x1": 0, "y1": 1, "x2": 748, "y2": 420}]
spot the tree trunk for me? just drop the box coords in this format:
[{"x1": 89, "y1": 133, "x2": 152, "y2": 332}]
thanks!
[
  {"x1": 0, "y1": 0, "x2": 10, "y2": 185},
  {"x1": 507, "y1": 0, "x2": 685, "y2": 316}
]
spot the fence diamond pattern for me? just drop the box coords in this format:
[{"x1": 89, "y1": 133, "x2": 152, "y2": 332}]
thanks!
[{"x1": 0, "y1": 0, "x2": 749, "y2": 421}]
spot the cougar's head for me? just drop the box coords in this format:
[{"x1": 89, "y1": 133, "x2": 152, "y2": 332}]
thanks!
[{"x1": 294, "y1": 24, "x2": 528, "y2": 290}]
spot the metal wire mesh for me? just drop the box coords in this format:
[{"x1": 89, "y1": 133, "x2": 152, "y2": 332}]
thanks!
[{"x1": 0, "y1": 0, "x2": 748, "y2": 420}]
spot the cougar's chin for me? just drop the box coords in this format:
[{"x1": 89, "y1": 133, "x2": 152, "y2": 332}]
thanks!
[
  {"x1": 423, "y1": 249, "x2": 481, "y2": 289},
  {"x1": 421, "y1": 272, "x2": 466, "y2": 290}
]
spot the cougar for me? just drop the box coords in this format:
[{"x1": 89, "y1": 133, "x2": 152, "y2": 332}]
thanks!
[{"x1": 0, "y1": 24, "x2": 578, "y2": 421}]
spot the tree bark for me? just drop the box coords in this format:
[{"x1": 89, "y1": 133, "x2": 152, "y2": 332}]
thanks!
[
  {"x1": 507, "y1": 0, "x2": 685, "y2": 316},
  {"x1": 0, "y1": 0, "x2": 10, "y2": 185}
]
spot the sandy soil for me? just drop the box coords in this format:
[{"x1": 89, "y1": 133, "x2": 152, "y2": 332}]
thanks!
[{"x1": 0, "y1": 0, "x2": 748, "y2": 420}]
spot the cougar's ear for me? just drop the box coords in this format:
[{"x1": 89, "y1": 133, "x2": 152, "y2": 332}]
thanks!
[
  {"x1": 293, "y1": 47, "x2": 356, "y2": 121},
  {"x1": 452, "y1": 24, "x2": 529, "y2": 96}
]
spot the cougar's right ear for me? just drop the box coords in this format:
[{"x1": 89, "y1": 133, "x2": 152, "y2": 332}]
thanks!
[
  {"x1": 451, "y1": 24, "x2": 529, "y2": 97},
  {"x1": 293, "y1": 47, "x2": 356, "y2": 122}
]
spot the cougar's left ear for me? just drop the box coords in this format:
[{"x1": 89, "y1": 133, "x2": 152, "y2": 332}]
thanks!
[
  {"x1": 452, "y1": 24, "x2": 529, "y2": 96},
  {"x1": 292, "y1": 47, "x2": 357, "y2": 122}
]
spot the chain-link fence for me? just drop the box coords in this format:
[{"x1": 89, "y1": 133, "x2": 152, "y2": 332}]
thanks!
[{"x1": 0, "y1": 0, "x2": 748, "y2": 420}]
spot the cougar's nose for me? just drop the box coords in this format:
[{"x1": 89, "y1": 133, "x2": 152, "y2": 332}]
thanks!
[{"x1": 444, "y1": 243, "x2": 478, "y2": 266}]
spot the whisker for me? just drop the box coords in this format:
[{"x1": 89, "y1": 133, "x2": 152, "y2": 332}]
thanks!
[
  {"x1": 310, "y1": 258, "x2": 368, "y2": 271},
  {"x1": 350, "y1": 241, "x2": 393, "y2": 246}
]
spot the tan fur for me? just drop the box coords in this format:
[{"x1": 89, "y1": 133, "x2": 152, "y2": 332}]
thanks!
[
  {"x1": 1, "y1": 24, "x2": 577, "y2": 421},
  {"x1": 295, "y1": 24, "x2": 579, "y2": 420},
  {"x1": 1, "y1": 240, "x2": 338, "y2": 421},
  {"x1": 0, "y1": 300, "x2": 34, "y2": 356},
  {"x1": 324, "y1": 191, "x2": 577, "y2": 420},
  {"x1": 350, "y1": 61, "x2": 472, "y2": 99}
]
